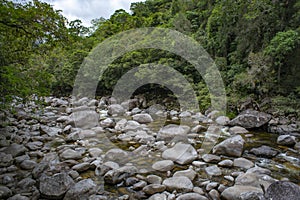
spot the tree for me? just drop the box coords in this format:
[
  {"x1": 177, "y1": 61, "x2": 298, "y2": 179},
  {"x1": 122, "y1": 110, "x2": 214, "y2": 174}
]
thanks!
[{"x1": 265, "y1": 30, "x2": 299, "y2": 85}]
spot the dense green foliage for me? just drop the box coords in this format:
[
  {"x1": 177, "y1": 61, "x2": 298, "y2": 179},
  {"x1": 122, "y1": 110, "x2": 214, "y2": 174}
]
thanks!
[{"x1": 1, "y1": 0, "x2": 300, "y2": 116}]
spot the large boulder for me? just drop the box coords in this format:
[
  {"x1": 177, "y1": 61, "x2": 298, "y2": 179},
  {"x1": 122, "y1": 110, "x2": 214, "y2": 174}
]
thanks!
[
  {"x1": 212, "y1": 135, "x2": 245, "y2": 157},
  {"x1": 162, "y1": 143, "x2": 197, "y2": 165},
  {"x1": 157, "y1": 124, "x2": 190, "y2": 141},
  {"x1": 39, "y1": 173, "x2": 74, "y2": 199},
  {"x1": 229, "y1": 110, "x2": 271, "y2": 129},
  {"x1": 265, "y1": 181, "x2": 300, "y2": 200}
]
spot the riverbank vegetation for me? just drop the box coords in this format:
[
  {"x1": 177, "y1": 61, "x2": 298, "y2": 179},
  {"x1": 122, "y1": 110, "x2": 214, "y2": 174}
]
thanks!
[{"x1": 1, "y1": 0, "x2": 299, "y2": 117}]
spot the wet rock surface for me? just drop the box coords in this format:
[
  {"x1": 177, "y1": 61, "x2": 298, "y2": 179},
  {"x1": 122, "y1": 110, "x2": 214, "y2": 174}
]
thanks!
[{"x1": 0, "y1": 97, "x2": 299, "y2": 199}]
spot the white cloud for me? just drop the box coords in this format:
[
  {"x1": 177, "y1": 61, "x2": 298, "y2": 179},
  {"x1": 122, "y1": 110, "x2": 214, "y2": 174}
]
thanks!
[{"x1": 41, "y1": 0, "x2": 145, "y2": 27}]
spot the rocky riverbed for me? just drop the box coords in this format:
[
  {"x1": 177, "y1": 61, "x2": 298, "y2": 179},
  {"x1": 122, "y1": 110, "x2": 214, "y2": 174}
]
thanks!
[{"x1": 0, "y1": 96, "x2": 300, "y2": 200}]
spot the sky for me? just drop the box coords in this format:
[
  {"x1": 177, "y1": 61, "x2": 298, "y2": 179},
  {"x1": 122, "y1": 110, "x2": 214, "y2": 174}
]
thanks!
[{"x1": 40, "y1": 0, "x2": 145, "y2": 27}]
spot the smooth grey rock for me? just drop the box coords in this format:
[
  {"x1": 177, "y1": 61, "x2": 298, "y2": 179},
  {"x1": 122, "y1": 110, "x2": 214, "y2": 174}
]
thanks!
[
  {"x1": 246, "y1": 166, "x2": 271, "y2": 175},
  {"x1": 64, "y1": 179, "x2": 97, "y2": 200},
  {"x1": 100, "y1": 118, "x2": 115, "y2": 128},
  {"x1": 20, "y1": 160, "x2": 37, "y2": 170},
  {"x1": 163, "y1": 176, "x2": 193, "y2": 192},
  {"x1": 176, "y1": 193, "x2": 208, "y2": 200},
  {"x1": 123, "y1": 120, "x2": 142, "y2": 131},
  {"x1": 3, "y1": 143, "x2": 27, "y2": 157},
  {"x1": 132, "y1": 180, "x2": 147, "y2": 190},
  {"x1": 229, "y1": 126, "x2": 249, "y2": 134},
  {"x1": 215, "y1": 116, "x2": 230, "y2": 125},
  {"x1": 208, "y1": 189, "x2": 220, "y2": 200},
  {"x1": 179, "y1": 111, "x2": 192, "y2": 118},
  {"x1": 96, "y1": 161, "x2": 119, "y2": 176},
  {"x1": 162, "y1": 143, "x2": 197, "y2": 165},
  {"x1": 104, "y1": 148, "x2": 128, "y2": 163},
  {"x1": 173, "y1": 168, "x2": 197, "y2": 181},
  {"x1": 40, "y1": 125, "x2": 62, "y2": 136},
  {"x1": 72, "y1": 162, "x2": 90, "y2": 172},
  {"x1": 206, "y1": 182, "x2": 219, "y2": 191},
  {"x1": 7, "y1": 194, "x2": 30, "y2": 200},
  {"x1": 295, "y1": 142, "x2": 300, "y2": 150},
  {"x1": 265, "y1": 181, "x2": 300, "y2": 200},
  {"x1": 250, "y1": 145, "x2": 279, "y2": 158},
  {"x1": 224, "y1": 175, "x2": 234, "y2": 182},
  {"x1": 39, "y1": 172, "x2": 74, "y2": 199},
  {"x1": 32, "y1": 163, "x2": 49, "y2": 179},
  {"x1": 104, "y1": 165, "x2": 137, "y2": 184},
  {"x1": 142, "y1": 184, "x2": 166, "y2": 195},
  {"x1": 235, "y1": 173, "x2": 275, "y2": 189},
  {"x1": 152, "y1": 160, "x2": 174, "y2": 172},
  {"x1": 132, "y1": 113, "x2": 153, "y2": 124},
  {"x1": 69, "y1": 109, "x2": 99, "y2": 129},
  {"x1": 147, "y1": 175, "x2": 162, "y2": 184},
  {"x1": 157, "y1": 124, "x2": 190, "y2": 140},
  {"x1": 202, "y1": 154, "x2": 221, "y2": 163},
  {"x1": 25, "y1": 141, "x2": 43, "y2": 150},
  {"x1": 57, "y1": 116, "x2": 71, "y2": 123},
  {"x1": 239, "y1": 191, "x2": 265, "y2": 200},
  {"x1": 0, "y1": 186, "x2": 12, "y2": 199},
  {"x1": 15, "y1": 155, "x2": 31, "y2": 165},
  {"x1": 191, "y1": 125, "x2": 207, "y2": 133},
  {"x1": 205, "y1": 165, "x2": 222, "y2": 177},
  {"x1": 218, "y1": 159, "x2": 233, "y2": 167},
  {"x1": 229, "y1": 110, "x2": 271, "y2": 128},
  {"x1": 0, "y1": 152, "x2": 13, "y2": 167},
  {"x1": 88, "y1": 148, "x2": 103, "y2": 158},
  {"x1": 277, "y1": 135, "x2": 296, "y2": 146},
  {"x1": 221, "y1": 185, "x2": 263, "y2": 200},
  {"x1": 78, "y1": 129, "x2": 96, "y2": 139},
  {"x1": 108, "y1": 104, "x2": 125, "y2": 116},
  {"x1": 233, "y1": 158, "x2": 254, "y2": 169},
  {"x1": 16, "y1": 177, "x2": 36, "y2": 194},
  {"x1": 212, "y1": 135, "x2": 245, "y2": 157},
  {"x1": 60, "y1": 149, "x2": 83, "y2": 160},
  {"x1": 148, "y1": 193, "x2": 167, "y2": 200}
]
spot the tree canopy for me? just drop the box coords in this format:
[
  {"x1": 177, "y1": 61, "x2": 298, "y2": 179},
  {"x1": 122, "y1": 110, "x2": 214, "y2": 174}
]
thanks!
[{"x1": 1, "y1": 0, "x2": 299, "y2": 117}]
